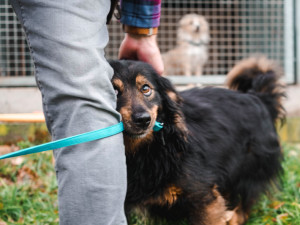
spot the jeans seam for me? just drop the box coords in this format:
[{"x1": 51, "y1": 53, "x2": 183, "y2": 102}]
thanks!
[{"x1": 16, "y1": 0, "x2": 55, "y2": 139}]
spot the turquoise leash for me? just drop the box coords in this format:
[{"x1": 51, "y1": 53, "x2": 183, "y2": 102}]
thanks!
[{"x1": 0, "y1": 121, "x2": 163, "y2": 160}]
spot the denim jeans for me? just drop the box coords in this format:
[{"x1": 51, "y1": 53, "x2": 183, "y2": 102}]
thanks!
[{"x1": 10, "y1": 0, "x2": 127, "y2": 224}]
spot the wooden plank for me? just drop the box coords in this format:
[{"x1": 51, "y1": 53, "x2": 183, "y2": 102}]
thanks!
[
  {"x1": 0, "y1": 77, "x2": 37, "y2": 87},
  {"x1": 0, "y1": 113, "x2": 45, "y2": 123}
]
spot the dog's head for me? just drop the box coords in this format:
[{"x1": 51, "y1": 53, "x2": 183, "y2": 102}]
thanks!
[
  {"x1": 109, "y1": 60, "x2": 186, "y2": 152},
  {"x1": 177, "y1": 14, "x2": 210, "y2": 45}
]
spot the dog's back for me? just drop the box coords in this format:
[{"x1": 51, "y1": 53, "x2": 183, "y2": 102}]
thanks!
[
  {"x1": 178, "y1": 57, "x2": 285, "y2": 222},
  {"x1": 158, "y1": 56, "x2": 284, "y2": 223}
]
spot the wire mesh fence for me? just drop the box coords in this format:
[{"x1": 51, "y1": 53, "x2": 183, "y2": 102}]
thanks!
[
  {"x1": 0, "y1": 0, "x2": 34, "y2": 77},
  {"x1": 0, "y1": 0, "x2": 295, "y2": 83},
  {"x1": 108, "y1": 0, "x2": 286, "y2": 76}
]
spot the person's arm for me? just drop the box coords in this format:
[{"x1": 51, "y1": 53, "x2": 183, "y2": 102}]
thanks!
[{"x1": 118, "y1": 0, "x2": 164, "y2": 75}]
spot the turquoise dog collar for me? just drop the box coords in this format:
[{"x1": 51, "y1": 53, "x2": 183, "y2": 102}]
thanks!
[{"x1": 153, "y1": 121, "x2": 164, "y2": 132}]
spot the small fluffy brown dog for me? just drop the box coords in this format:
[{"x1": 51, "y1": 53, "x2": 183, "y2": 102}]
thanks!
[{"x1": 162, "y1": 14, "x2": 210, "y2": 76}]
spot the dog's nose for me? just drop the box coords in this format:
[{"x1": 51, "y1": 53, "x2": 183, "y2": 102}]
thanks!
[
  {"x1": 132, "y1": 112, "x2": 151, "y2": 129},
  {"x1": 196, "y1": 25, "x2": 200, "y2": 32}
]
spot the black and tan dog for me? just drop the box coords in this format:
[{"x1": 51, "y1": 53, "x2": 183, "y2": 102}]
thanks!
[{"x1": 109, "y1": 57, "x2": 285, "y2": 225}]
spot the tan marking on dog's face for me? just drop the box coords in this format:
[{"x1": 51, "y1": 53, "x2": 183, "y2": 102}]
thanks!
[
  {"x1": 136, "y1": 74, "x2": 150, "y2": 87},
  {"x1": 167, "y1": 91, "x2": 178, "y2": 102},
  {"x1": 145, "y1": 185, "x2": 182, "y2": 206},
  {"x1": 123, "y1": 105, "x2": 158, "y2": 153},
  {"x1": 121, "y1": 74, "x2": 158, "y2": 153},
  {"x1": 149, "y1": 105, "x2": 158, "y2": 126},
  {"x1": 114, "y1": 73, "x2": 160, "y2": 153},
  {"x1": 119, "y1": 104, "x2": 132, "y2": 125},
  {"x1": 135, "y1": 74, "x2": 155, "y2": 100},
  {"x1": 124, "y1": 131, "x2": 154, "y2": 154},
  {"x1": 112, "y1": 78, "x2": 124, "y2": 93},
  {"x1": 120, "y1": 100, "x2": 158, "y2": 135}
]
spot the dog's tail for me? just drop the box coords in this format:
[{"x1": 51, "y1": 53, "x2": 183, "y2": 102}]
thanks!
[{"x1": 227, "y1": 57, "x2": 285, "y2": 122}]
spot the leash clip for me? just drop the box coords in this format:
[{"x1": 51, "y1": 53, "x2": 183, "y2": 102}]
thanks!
[{"x1": 153, "y1": 121, "x2": 164, "y2": 132}]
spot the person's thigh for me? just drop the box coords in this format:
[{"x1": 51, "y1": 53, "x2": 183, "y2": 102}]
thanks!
[{"x1": 10, "y1": 0, "x2": 127, "y2": 224}]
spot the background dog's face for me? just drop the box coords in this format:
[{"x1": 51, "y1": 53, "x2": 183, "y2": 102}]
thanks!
[
  {"x1": 110, "y1": 60, "x2": 162, "y2": 139},
  {"x1": 177, "y1": 14, "x2": 210, "y2": 44}
]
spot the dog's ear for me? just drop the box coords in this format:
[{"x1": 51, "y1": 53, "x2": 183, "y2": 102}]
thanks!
[
  {"x1": 155, "y1": 76, "x2": 187, "y2": 137},
  {"x1": 107, "y1": 59, "x2": 119, "y2": 71},
  {"x1": 108, "y1": 59, "x2": 127, "y2": 80},
  {"x1": 156, "y1": 76, "x2": 182, "y2": 104}
]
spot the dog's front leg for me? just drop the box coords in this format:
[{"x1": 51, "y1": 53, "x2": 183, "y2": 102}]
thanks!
[
  {"x1": 183, "y1": 63, "x2": 192, "y2": 77},
  {"x1": 190, "y1": 187, "x2": 234, "y2": 225},
  {"x1": 195, "y1": 64, "x2": 203, "y2": 76}
]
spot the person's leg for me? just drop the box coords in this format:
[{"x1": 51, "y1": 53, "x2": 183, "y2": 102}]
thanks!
[{"x1": 10, "y1": 0, "x2": 127, "y2": 224}]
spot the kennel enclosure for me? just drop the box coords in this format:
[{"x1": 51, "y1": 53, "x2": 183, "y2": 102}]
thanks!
[{"x1": 0, "y1": 0, "x2": 298, "y2": 86}]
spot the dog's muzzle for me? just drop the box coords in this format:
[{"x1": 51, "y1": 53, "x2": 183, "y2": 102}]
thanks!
[{"x1": 132, "y1": 111, "x2": 151, "y2": 129}]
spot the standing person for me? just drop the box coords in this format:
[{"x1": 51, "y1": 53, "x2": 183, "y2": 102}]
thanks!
[{"x1": 10, "y1": 0, "x2": 163, "y2": 224}]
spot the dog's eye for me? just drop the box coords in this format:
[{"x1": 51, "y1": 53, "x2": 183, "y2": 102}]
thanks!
[{"x1": 141, "y1": 84, "x2": 152, "y2": 97}]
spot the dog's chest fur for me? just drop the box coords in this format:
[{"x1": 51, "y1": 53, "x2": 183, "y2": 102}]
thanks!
[
  {"x1": 162, "y1": 41, "x2": 209, "y2": 76},
  {"x1": 186, "y1": 44, "x2": 208, "y2": 66}
]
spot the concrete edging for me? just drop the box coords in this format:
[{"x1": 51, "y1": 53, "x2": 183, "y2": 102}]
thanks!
[{"x1": 0, "y1": 115, "x2": 299, "y2": 144}]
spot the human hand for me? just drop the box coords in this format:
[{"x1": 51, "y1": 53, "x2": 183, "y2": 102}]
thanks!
[{"x1": 118, "y1": 33, "x2": 164, "y2": 75}]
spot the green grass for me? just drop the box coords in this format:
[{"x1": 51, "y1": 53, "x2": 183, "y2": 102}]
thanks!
[
  {"x1": 0, "y1": 141, "x2": 58, "y2": 225},
  {"x1": 0, "y1": 143, "x2": 299, "y2": 225},
  {"x1": 247, "y1": 144, "x2": 300, "y2": 225}
]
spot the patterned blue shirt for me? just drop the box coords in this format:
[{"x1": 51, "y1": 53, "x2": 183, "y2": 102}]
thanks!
[{"x1": 120, "y1": 0, "x2": 161, "y2": 28}]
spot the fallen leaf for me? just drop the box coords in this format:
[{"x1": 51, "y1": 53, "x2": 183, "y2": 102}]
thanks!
[
  {"x1": 277, "y1": 213, "x2": 289, "y2": 221},
  {"x1": 291, "y1": 202, "x2": 300, "y2": 208},
  {"x1": 17, "y1": 166, "x2": 38, "y2": 184},
  {"x1": 0, "y1": 145, "x2": 20, "y2": 164},
  {"x1": 269, "y1": 201, "x2": 285, "y2": 210},
  {"x1": 0, "y1": 145, "x2": 13, "y2": 155},
  {"x1": 11, "y1": 156, "x2": 24, "y2": 166},
  {"x1": 17, "y1": 217, "x2": 24, "y2": 224},
  {"x1": 274, "y1": 202, "x2": 285, "y2": 210},
  {"x1": 262, "y1": 215, "x2": 272, "y2": 222},
  {"x1": 272, "y1": 213, "x2": 289, "y2": 222},
  {"x1": 0, "y1": 177, "x2": 13, "y2": 186}
]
